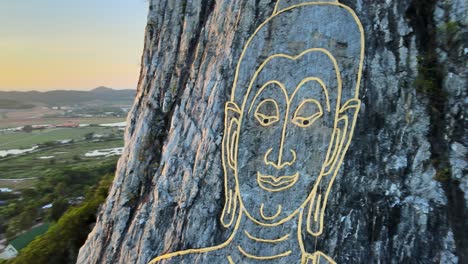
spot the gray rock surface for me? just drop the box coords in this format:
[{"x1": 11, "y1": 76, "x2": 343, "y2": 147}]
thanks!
[{"x1": 78, "y1": 0, "x2": 467, "y2": 263}]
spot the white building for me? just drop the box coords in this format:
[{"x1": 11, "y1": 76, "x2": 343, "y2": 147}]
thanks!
[{"x1": 0, "y1": 244, "x2": 18, "y2": 259}]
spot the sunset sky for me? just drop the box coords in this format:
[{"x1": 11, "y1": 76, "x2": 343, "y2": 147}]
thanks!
[{"x1": 0, "y1": 0, "x2": 148, "y2": 91}]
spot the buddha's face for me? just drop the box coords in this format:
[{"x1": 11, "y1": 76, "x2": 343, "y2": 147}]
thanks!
[{"x1": 235, "y1": 51, "x2": 340, "y2": 224}]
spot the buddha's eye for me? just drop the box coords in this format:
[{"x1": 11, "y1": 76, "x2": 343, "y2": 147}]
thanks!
[
  {"x1": 292, "y1": 99, "x2": 323, "y2": 127},
  {"x1": 254, "y1": 99, "x2": 279, "y2": 127}
]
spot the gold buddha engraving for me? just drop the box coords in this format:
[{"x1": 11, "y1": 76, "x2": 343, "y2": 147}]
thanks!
[{"x1": 150, "y1": 1, "x2": 364, "y2": 263}]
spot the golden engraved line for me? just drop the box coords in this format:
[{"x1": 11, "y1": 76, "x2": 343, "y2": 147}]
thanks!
[
  {"x1": 243, "y1": 49, "x2": 341, "y2": 120},
  {"x1": 263, "y1": 148, "x2": 297, "y2": 170},
  {"x1": 314, "y1": 251, "x2": 337, "y2": 264},
  {"x1": 150, "y1": 2, "x2": 364, "y2": 263},
  {"x1": 292, "y1": 99, "x2": 323, "y2": 128},
  {"x1": 260, "y1": 203, "x2": 282, "y2": 220},
  {"x1": 324, "y1": 128, "x2": 340, "y2": 168},
  {"x1": 242, "y1": 205, "x2": 300, "y2": 227},
  {"x1": 274, "y1": 1, "x2": 340, "y2": 16},
  {"x1": 273, "y1": 0, "x2": 281, "y2": 15},
  {"x1": 258, "y1": 173, "x2": 298, "y2": 186},
  {"x1": 290, "y1": 77, "x2": 330, "y2": 112},
  {"x1": 232, "y1": 2, "x2": 365, "y2": 102},
  {"x1": 227, "y1": 189, "x2": 233, "y2": 214},
  {"x1": 243, "y1": 49, "x2": 340, "y2": 174},
  {"x1": 227, "y1": 118, "x2": 239, "y2": 169},
  {"x1": 248, "y1": 80, "x2": 287, "y2": 114},
  {"x1": 298, "y1": 208, "x2": 306, "y2": 252},
  {"x1": 237, "y1": 246, "x2": 292, "y2": 260},
  {"x1": 223, "y1": 189, "x2": 237, "y2": 227},
  {"x1": 314, "y1": 194, "x2": 321, "y2": 222},
  {"x1": 220, "y1": 102, "x2": 241, "y2": 229},
  {"x1": 230, "y1": 130, "x2": 238, "y2": 168},
  {"x1": 244, "y1": 230, "x2": 290, "y2": 243},
  {"x1": 254, "y1": 98, "x2": 280, "y2": 126},
  {"x1": 228, "y1": 255, "x2": 235, "y2": 264},
  {"x1": 148, "y1": 207, "x2": 243, "y2": 264},
  {"x1": 257, "y1": 171, "x2": 299, "y2": 192}
]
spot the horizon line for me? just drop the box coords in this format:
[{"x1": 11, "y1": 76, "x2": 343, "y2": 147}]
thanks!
[{"x1": 0, "y1": 86, "x2": 137, "y2": 93}]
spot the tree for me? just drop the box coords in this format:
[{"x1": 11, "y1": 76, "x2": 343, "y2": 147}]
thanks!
[
  {"x1": 84, "y1": 132, "x2": 94, "y2": 140},
  {"x1": 48, "y1": 198, "x2": 68, "y2": 221},
  {"x1": 22, "y1": 125, "x2": 33, "y2": 133},
  {"x1": 10, "y1": 174, "x2": 113, "y2": 264}
]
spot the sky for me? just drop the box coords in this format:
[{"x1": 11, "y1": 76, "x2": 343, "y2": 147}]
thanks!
[{"x1": 0, "y1": 0, "x2": 148, "y2": 91}]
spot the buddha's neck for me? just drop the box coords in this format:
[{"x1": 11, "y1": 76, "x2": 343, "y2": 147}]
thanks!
[{"x1": 232, "y1": 210, "x2": 303, "y2": 262}]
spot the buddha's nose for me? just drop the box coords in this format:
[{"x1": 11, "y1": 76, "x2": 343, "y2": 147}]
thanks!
[{"x1": 264, "y1": 148, "x2": 296, "y2": 169}]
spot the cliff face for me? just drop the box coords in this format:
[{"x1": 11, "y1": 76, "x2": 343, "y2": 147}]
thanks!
[{"x1": 78, "y1": 0, "x2": 467, "y2": 263}]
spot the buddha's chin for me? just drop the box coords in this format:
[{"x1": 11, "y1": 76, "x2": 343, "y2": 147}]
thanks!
[{"x1": 243, "y1": 202, "x2": 302, "y2": 225}]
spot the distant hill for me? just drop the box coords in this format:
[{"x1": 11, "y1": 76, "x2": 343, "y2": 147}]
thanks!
[
  {"x1": 0, "y1": 87, "x2": 136, "y2": 106},
  {"x1": 0, "y1": 99, "x2": 35, "y2": 109}
]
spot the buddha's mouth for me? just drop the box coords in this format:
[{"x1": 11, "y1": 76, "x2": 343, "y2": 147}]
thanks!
[{"x1": 257, "y1": 172, "x2": 299, "y2": 192}]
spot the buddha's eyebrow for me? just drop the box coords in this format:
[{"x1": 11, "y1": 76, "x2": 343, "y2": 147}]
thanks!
[
  {"x1": 248, "y1": 80, "x2": 288, "y2": 114},
  {"x1": 290, "y1": 77, "x2": 331, "y2": 112}
]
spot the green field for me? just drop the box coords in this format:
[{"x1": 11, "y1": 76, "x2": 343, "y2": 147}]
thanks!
[
  {"x1": 0, "y1": 136, "x2": 123, "y2": 242},
  {"x1": 0, "y1": 126, "x2": 122, "y2": 149},
  {"x1": 0, "y1": 116, "x2": 126, "y2": 246},
  {"x1": 0, "y1": 178, "x2": 39, "y2": 190},
  {"x1": 0, "y1": 116, "x2": 126, "y2": 129},
  {"x1": 0, "y1": 139, "x2": 123, "y2": 181}
]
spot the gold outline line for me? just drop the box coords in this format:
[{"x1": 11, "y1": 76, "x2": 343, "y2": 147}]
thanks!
[
  {"x1": 248, "y1": 80, "x2": 287, "y2": 114},
  {"x1": 220, "y1": 101, "x2": 240, "y2": 228},
  {"x1": 273, "y1": 1, "x2": 340, "y2": 15},
  {"x1": 232, "y1": 2, "x2": 365, "y2": 102},
  {"x1": 314, "y1": 194, "x2": 321, "y2": 222},
  {"x1": 228, "y1": 255, "x2": 235, "y2": 264},
  {"x1": 150, "y1": 2, "x2": 364, "y2": 263},
  {"x1": 241, "y1": 49, "x2": 342, "y2": 128},
  {"x1": 260, "y1": 203, "x2": 282, "y2": 220},
  {"x1": 257, "y1": 171, "x2": 299, "y2": 192},
  {"x1": 225, "y1": 189, "x2": 237, "y2": 227},
  {"x1": 237, "y1": 246, "x2": 292, "y2": 260},
  {"x1": 242, "y1": 48, "x2": 342, "y2": 173},
  {"x1": 233, "y1": 3, "x2": 363, "y2": 229},
  {"x1": 323, "y1": 128, "x2": 340, "y2": 168},
  {"x1": 314, "y1": 251, "x2": 337, "y2": 264},
  {"x1": 227, "y1": 189, "x2": 233, "y2": 214},
  {"x1": 292, "y1": 99, "x2": 324, "y2": 128},
  {"x1": 254, "y1": 98, "x2": 280, "y2": 126},
  {"x1": 263, "y1": 148, "x2": 297, "y2": 170},
  {"x1": 244, "y1": 230, "x2": 290, "y2": 243},
  {"x1": 258, "y1": 173, "x2": 298, "y2": 185},
  {"x1": 273, "y1": 0, "x2": 281, "y2": 15},
  {"x1": 148, "y1": 209, "x2": 243, "y2": 264},
  {"x1": 290, "y1": 77, "x2": 330, "y2": 112}
]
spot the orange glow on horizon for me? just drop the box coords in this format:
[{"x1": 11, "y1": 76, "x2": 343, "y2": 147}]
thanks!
[{"x1": 0, "y1": 0, "x2": 147, "y2": 92}]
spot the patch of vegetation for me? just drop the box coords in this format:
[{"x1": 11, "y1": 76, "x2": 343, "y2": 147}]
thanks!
[
  {"x1": 7, "y1": 174, "x2": 114, "y2": 264},
  {"x1": 437, "y1": 21, "x2": 461, "y2": 50},
  {"x1": 413, "y1": 54, "x2": 445, "y2": 96},
  {"x1": 0, "y1": 116, "x2": 126, "y2": 129},
  {"x1": 434, "y1": 167, "x2": 451, "y2": 182},
  {"x1": 0, "y1": 156, "x2": 117, "y2": 240},
  {"x1": 0, "y1": 139, "x2": 123, "y2": 179},
  {"x1": 0, "y1": 126, "x2": 122, "y2": 149},
  {"x1": 0, "y1": 132, "x2": 122, "y2": 245}
]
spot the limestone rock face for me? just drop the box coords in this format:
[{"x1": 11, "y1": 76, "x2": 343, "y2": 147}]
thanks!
[{"x1": 78, "y1": 0, "x2": 467, "y2": 263}]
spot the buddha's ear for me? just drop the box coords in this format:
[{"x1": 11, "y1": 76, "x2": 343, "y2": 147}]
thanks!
[
  {"x1": 306, "y1": 98, "x2": 361, "y2": 236},
  {"x1": 322, "y1": 98, "x2": 361, "y2": 177},
  {"x1": 220, "y1": 101, "x2": 241, "y2": 228}
]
